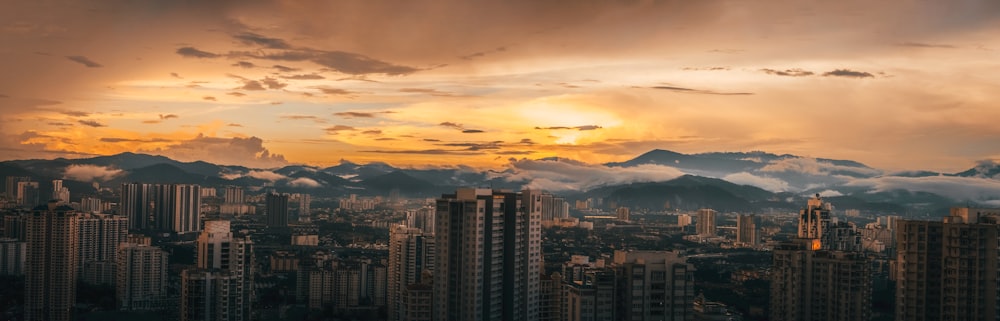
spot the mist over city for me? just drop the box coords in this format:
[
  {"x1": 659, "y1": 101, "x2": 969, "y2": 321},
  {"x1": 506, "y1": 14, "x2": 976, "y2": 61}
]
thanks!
[{"x1": 2, "y1": 1, "x2": 1000, "y2": 321}]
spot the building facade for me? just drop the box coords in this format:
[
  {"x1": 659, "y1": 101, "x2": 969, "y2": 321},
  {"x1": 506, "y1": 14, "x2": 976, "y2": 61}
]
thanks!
[
  {"x1": 433, "y1": 188, "x2": 542, "y2": 321},
  {"x1": 24, "y1": 203, "x2": 80, "y2": 321}
]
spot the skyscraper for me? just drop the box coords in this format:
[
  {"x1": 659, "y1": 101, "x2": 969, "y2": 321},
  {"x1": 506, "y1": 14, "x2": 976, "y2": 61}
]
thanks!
[
  {"x1": 895, "y1": 208, "x2": 1000, "y2": 321},
  {"x1": 433, "y1": 188, "x2": 541, "y2": 321},
  {"x1": 562, "y1": 270, "x2": 616, "y2": 321},
  {"x1": 223, "y1": 186, "x2": 244, "y2": 204},
  {"x1": 389, "y1": 226, "x2": 436, "y2": 321},
  {"x1": 266, "y1": 192, "x2": 289, "y2": 228},
  {"x1": 613, "y1": 250, "x2": 695, "y2": 321},
  {"x1": 696, "y1": 208, "x2": 716, "y2": 236},
  {"x1": 0, "y1": 238, "x2": 26, "y2": 276},
  {"x1": 25, "y1": 202, "x2": 80, "y2": 321},
  {"x1": 117, "y1": 242, "x2": 169, "y2": 311},
  {"x1": 77, "y1": 213, "x2": 128, "y2": 285},
  {"x1": 770, "y1": 197, "x2": 871, "y2": 321},
  {"x1": 182, "y1": 220, "x2": 254, "y2": 321},
  {"x1": 17, "y1": 181, "x2": 40, "y2": 208},
  {"x1": 121, "y1": 183, "x2": 201, "y2": 234},
  {"x1": 736, "y1": 214, "x2": 756, "y2": 247},
  {"x1": 4, "y1": 176, "x2": 30, "y2": 200},
  {"x1": 121, "y1": 183, "x2": 153, "y2": 230},
  {"x1": 799, "y1": 194, "x2": 832, "y2": 248},
  {"x1": 51, "y1": 179, "x2": 69, "y2": 203}
]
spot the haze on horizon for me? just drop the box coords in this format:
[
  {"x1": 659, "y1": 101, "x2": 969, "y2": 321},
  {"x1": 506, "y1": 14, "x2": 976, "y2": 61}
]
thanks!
[{"x1": 2, "y1": 0, "x2": 999, "y2": 172}]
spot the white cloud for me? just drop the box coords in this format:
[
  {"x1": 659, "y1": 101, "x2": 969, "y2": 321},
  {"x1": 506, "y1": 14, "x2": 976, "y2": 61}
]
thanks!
[
  {"x1": 760, "y1": 158, "x2": 881, "y2": 177},
  {"x1": 845, "y1": 175, "x2": 1000, "y2": 202},
  {"x1": 289, "y1": 177, "x2": 321, "y2": 188},
  {"x1": 504, "y1": 158, "x2": 684, "y2": 192},
  {"x1": 722, "y1": 172, "x2": 790, "y2": 192},
  {"x1": 144, "y1": 135, "x2": 287, "y2": 168},
  {"x1": 816, "y1": 189, "x2": 844, "y2": 197},
  {"x1": 63, "y1": 164, "x2": 122, "y2": 182},
  {"x1": 246, "y1": 170, "x2": 286, "y2": 182}
]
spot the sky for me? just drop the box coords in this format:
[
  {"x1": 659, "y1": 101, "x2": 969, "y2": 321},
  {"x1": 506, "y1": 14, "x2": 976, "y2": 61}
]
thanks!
[{"x1": 2, "y1": 0, "x2": 1000, "y2": 172}]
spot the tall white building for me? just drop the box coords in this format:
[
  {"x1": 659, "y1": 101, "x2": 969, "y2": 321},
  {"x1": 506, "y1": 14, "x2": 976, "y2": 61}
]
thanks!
[
  {"x1": 52, "y1": 179, "x2": 70, "y2": 203},
  {"x1": 433, "y1": 188, "x2": 541, "y2": 321},
  {"x1": 117, "y1": 242, "x2": 169, "y2": 311}
]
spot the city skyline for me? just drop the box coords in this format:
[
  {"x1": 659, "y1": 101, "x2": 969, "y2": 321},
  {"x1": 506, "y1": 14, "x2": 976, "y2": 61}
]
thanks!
[{"x1": 2, "y1": 1, "x2": 1000, "y2": 171}]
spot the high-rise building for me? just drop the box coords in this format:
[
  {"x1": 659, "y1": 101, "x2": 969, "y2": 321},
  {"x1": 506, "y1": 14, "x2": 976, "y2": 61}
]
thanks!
[
  {"x1": 17, "y1": 181, "x2": 40, "y2": 208},
  {"x1": 770, "y1": 197, "x2": 871, "y2": 321},
  {"x1": 121, "y1": 183, "x2": 153, "y2": 230},
  {"x1": 25, "y1": 202, "x2": 80, "y2": 321},
  {"x1": 562, "y1": 270, "x2": 616, "y2": 321},
  {"x1": 2, "y1": 213, "x2": 28, "y2": 241},
  {"x1": 696, "y1": 209, "x2": 716, "y2": 236},
  {"x1": 4, "y1": 176, "x2": 30, "y2": 200},
  {"x1": 266, "y1": 193, "x2": 289, "y2": 228},
  {"x1": 121, "y1": 183, "x2": 201, "y2": 234},
  {"x1": 736, "y1": 214, "x2": 756, "y2": 246},
  {"x1": 406, "y1": 207, "x2": 436, "y2": 235},
  {"x1": 77, "y1": 213, "x2": 128, "y2": 285},
  {"x1": 677, "y1": 214, "x2": 692, "y2": 227},
  {"x1": 433, "y1": 188, "x2": 542, "y2": 321},
  {"x1": 389, "y1": 226, "x2": 436, "y2": 321},
  {"x1": 298, "y1": 193, "x2": 311, "y2": 221},
  {"x1": 79, "y1": 197, "x2": 103, "y2": 213},
  {"x1": 538, "y1": 272, "x2": 563, "y2": 321},
  {"x1": 182, "y1": 220, "x2": 254, "y2": 321},
  {"x1": 223, "y1": 187, "x2": 244, "y2": 204},
  {"x1": 52, "y1": 179, "x2": 70, "y2": 203},
  {"x1": 615, "y1": 207, "x2": 630, "y2": 222},
  {"x1": 0, "y1": 238, "x2": 26, "y2": 276},
  {"x1": 895, "y1": 208, "x2": 1000, "y2": 321},
  {"x1": 799, "y1": 194, "x2": 833, "y2": 248},
  {"x1": 117, "y1": 242, "x2": 169, "y2": 311},
  {"x1": 770, "y1": 239, "x2": 871, "y2": 321},
  {"x1": 402, "y1": 282, "x2": 434, "y2": 321},
  {"x1": 613, "y1": 250, "x2": 694, "y2": 321}
]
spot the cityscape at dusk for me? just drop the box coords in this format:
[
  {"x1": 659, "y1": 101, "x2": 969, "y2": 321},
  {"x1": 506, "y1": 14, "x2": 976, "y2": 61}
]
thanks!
[
  {"x1": 3, "y1": 1, "x2": 1000, "y2": 321},
  {"x1": 2, "y1": 1, "x2": 1000, "y2": 171}
]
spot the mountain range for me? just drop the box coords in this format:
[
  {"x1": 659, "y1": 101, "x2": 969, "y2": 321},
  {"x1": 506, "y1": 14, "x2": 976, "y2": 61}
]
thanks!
[{"x1": 3, "y1": 150, "x2": 1000, "y2": 215}]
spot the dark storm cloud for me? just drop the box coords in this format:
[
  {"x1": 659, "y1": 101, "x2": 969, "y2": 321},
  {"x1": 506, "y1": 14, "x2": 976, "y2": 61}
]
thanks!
[
  {"x1": 760, "y1": 68, "x2": 814, "y2": 77},
  {"x1": 233, "y1": 32, "x2": 291, "y2": 49},
  {"x1": 822, "y1": 69, "x2": 874, "y2": 78},
  {"x1": 282, "y1": 74, "x2": 325, "y2": 80},
  {"x1": 897, "y1": 42, "x2": 955, "y2": 48},
  {"x1": 176, "y1": 47, "x2": 219, "y2": 58},
  {"x1": 78, "y1": 120, "x2": 106, "y2": 127},
  {"x1": 65, "y1": 56, "x2": 102, "y2": 68},
  {"x1": 649, "y1": 86, "x2": 753, "y2": 95}
]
